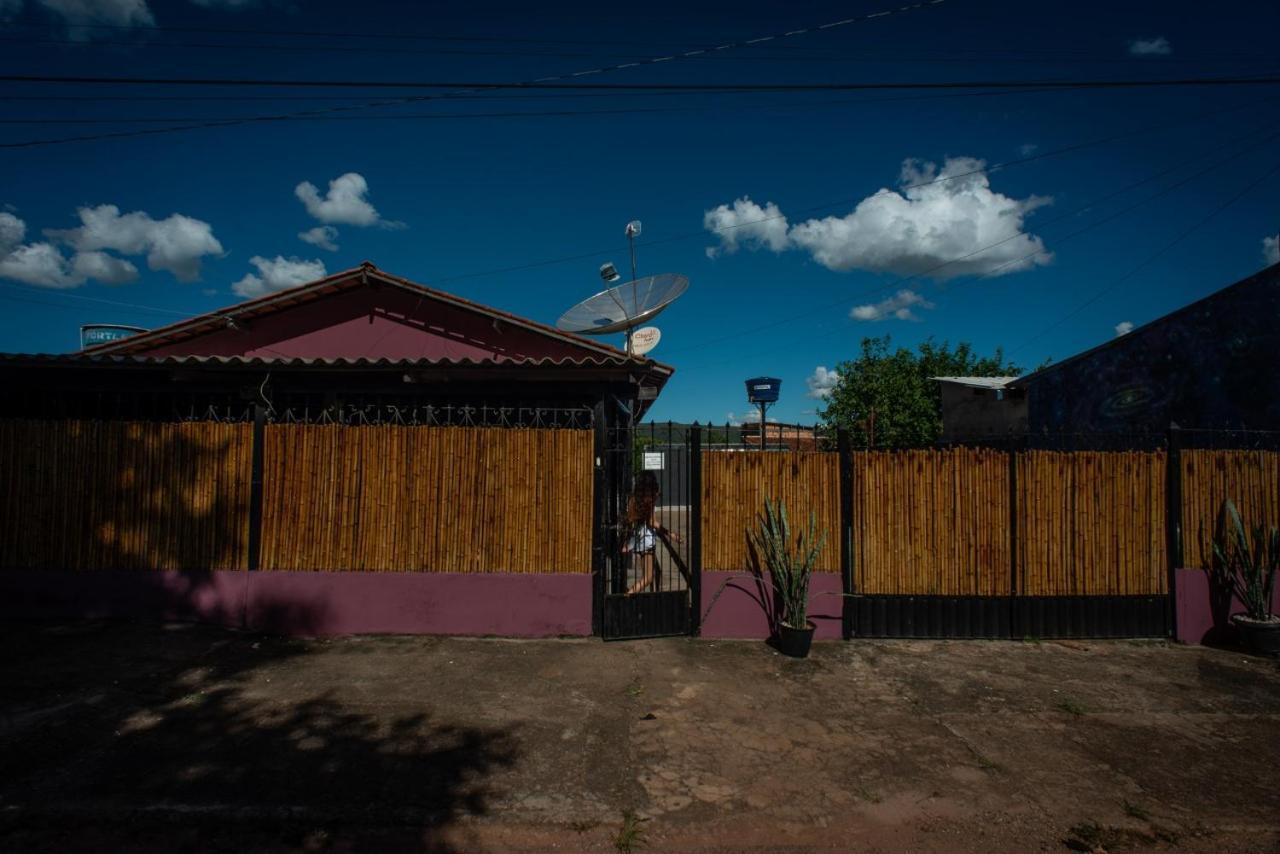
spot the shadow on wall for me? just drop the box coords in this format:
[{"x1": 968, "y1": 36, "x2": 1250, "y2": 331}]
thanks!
[{"x1": 0, "y1": 621, "x2": 519, "y2": 852}]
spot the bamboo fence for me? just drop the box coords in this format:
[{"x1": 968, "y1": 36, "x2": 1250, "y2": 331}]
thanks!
[
  {"x1": 259, "y1": 424, "x2": 593, "y2": 573},
  {"x1": 1016, "y1": 451, "x2": 1166, "y2": 596},
  {"x1": 700, "y1": 450, "x2": 841, "y2": 572},
  {"x1": 852, "y1": 448, "x2": 1010, "y2": 595},
  {"x1": 1180, "y1": 449, "x2": 1280, "y2": 569},
  {"x1": 0, "y1": 419, "x2": 252, "y2": 570}
]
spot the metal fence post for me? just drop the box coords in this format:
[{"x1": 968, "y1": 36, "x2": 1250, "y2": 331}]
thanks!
[
  {"x1": 247, "y1": 399, "x2": 266, "y2": 574},
  {"x1": 1166, "y1": 424, "x2": 1183, "y2": 640},
  {"x1": 689, "y1": 424, "x2": 703, "y2": 636},
  {"x1": 1008, "y1": 443, "x2": 1019, "y2": 640},
  {"x1": 591, "y1": 400, "x2": 608, "y2": 638},
  {"x1": 837, "y1": 428, "x2": 854, "y2": 640}
]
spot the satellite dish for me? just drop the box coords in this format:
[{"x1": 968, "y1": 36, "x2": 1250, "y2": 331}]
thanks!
[
  {"x1": 556, "y1": 273, "x2": 689, "y2": 337},
  {"x1": 631, "y1": 326, "x2": 661, "y2": 356}
]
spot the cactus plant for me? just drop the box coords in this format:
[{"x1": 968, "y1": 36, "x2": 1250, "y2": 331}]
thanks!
[
  {"x1": 748, "y1": 498, "x2": 827, "y2": 631},
  {"x1": 1211, "y1": 498, "x2": 1279, "y2": 623}
]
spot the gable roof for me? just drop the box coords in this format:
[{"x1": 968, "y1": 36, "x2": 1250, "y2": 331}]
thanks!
[{"x1": 81, "y1": 260, "x2": 674, "y2": 376}]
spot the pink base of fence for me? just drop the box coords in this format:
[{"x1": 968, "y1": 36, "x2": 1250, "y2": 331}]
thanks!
[
  {"x1": 1175, "y1": 567, "x2": 1276, "y2": 645},
  {"x1": 700, "y1": 571, "x2": 844, "y2": 640},
  {"x1": 0, "y1": 570, "x2": 593, "y2": 638}
]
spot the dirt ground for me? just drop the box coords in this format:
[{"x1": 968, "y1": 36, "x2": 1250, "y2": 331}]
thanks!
[{"x1": 2, "y1": 623, "x2": 1279, "y2": 853}]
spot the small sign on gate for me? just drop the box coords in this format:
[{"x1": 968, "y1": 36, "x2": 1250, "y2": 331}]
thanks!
[{"x1": 643, "y1": 452, "x2": 664, "y2": 470}]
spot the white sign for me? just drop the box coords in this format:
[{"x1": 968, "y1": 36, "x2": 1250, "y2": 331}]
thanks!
[
  {"x1": 631, "y1": 326, "x2": 661, "y2": 356},
  {"x1": 643, "y1": 452, "x2": 664, "y2": 470}
]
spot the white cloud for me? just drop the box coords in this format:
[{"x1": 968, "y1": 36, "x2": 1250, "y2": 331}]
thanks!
[
  {"x1": 47, "y1": 204, "x2": 223, "y2": 281},
  {"x1": 232, "y1": 255, "x2": 326, "y2": 299},
  {"x1": 806, "y1": 366, "x2": 841, "y2": 399},
  {"x1": 1114, "y1": 320, "x2": 1134, "y2": 337},
  {"x1": 295, "y1": 172, "x2": 401, "y2": 228},
  {"x1": 704, "y1": 157, "x2": 1052, "y2": 280},
  {"x1": 851, "y1": 288, "x2": 935, "y2": 322},
  {"x1": 72, "y1": 250, "x2": 138, "y2": 284},
  {"x1": 702, "y1": 196, "x2": 789, "y2": 258},
  {"x1": 35, "y1": 0, "x2": 154, "y2": 36},
  {"x1": 1129, "y1": 36, "x2": 1171, "y2": 56},
  {"x1": 298, "y1": 225, "x2": 339, "y2": 252},
  {"x1": 727, "y1": 410, "x2": 778, "y2": 426},
  {"x1": 1264, "y1": 235, "x2": 1279, "y2": 266},
  {"x1": 0, "y1": 242, "x2": 82, "y2": 288},
  {"x1": 0, "y1": 211, "x2": 24, "y2": 255}
]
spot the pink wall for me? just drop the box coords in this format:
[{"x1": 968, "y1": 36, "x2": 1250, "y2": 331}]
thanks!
[
  {"x1": 700, "y1": 571, "x2": 844, "y2": 640},
  {"x1": 1175, "y1": 567, "x2": 1276, "y2": 645},
  {"x1": 0, "y1": 570, "x2": 592, "y2": 638},
  {"x1": 142, "y1": 287, "x2": 592, "y2": 362}
]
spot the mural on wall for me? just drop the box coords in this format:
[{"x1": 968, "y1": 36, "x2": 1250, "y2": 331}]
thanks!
[{"x1": 1024, "y1": 267, "x2": 1280, "y2": 434}]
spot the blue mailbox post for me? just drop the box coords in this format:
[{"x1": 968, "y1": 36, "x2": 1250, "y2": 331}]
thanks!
[{"x1": 744, "y1": 377, "x2": 781, "y2": 450}]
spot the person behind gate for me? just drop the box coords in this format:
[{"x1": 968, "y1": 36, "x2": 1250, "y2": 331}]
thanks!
[{"x1": 624, "y1": 471, "x2": 683, "y2": 595}]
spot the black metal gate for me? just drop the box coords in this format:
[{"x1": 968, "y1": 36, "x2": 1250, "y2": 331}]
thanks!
[{"x1": 596, "y1": 418, "x2": 700, "y2": 640}]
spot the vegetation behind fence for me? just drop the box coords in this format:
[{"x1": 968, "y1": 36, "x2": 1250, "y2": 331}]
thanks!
[
  {"x1": 0, "y1": 419, "x2": 252, "y2": 571},
  {"x1": 260, "y1": 424, "x2": 593, "y2": 573}
]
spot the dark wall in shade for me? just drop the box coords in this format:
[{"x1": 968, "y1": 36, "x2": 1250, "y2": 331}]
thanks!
[{"x1": 1020, "y1": 265, "x2": 1280, "y2": 434}]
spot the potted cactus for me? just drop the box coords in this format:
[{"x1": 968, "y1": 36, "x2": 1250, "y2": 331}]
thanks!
[
  {"x1": 749, "y1": 498, "x2": 827, "y2": 658},
  {"x1": 1211, "y1": 499, "x2": 1280, "y2": 657}
]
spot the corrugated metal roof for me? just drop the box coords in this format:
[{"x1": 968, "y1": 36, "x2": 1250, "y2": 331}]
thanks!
[{"x1": 931, "y1": 376, "x2": 1019, "y2": 389}]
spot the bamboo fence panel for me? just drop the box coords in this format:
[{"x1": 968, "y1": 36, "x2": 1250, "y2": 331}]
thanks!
[
  {"x1": 700, "y1": 450, "x2": 840, "y2": 572},
  {"x1": 1016, "y1": 451, "x2": 1166, "y2": 596},
  {"x1": 1180, "y1": 449, "x2": 1280, "y2": 569},
  {"x1": 852, "y1": 448, "x2": 1010, "y2": 595},
  {"x1": 260, "y1": 423, "x2": 592, "y2": 573},
  {"x1": 0, "y1": 419, "x2": 252, "y2": 571}
]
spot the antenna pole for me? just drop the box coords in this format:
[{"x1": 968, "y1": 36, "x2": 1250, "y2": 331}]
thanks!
[{"x1": 626, "y1": 222, "x2": 639, "y2": 358}]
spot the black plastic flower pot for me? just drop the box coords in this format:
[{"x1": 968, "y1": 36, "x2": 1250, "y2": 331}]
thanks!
[
  {"x1": 1232, "y1": 614, "x2": 1280, "y2": 657},
  {"x1": 776, "y1": 621, "x2": 816, "y2": 658}
]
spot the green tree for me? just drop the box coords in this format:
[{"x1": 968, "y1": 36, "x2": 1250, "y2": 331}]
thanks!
[{"x1": 819, "y1": 336, "x2": 1025, "y2": 448}]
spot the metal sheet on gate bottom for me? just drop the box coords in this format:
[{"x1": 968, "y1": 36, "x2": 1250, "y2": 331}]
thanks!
[
  {"x1": 848, "y1": 595, "x2": 1169, "y2": 639},
  {"x1": 602, "y1": 591, "x2": 690, "y2": 640}
]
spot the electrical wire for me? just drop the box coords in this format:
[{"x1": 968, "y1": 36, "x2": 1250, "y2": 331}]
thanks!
[
  {"x1": 668, "y1": 121, "x2": 1280, "y2": 364},
  {"x1": 1006, "y1": 159, "x2": 1280, "y2": 356}
]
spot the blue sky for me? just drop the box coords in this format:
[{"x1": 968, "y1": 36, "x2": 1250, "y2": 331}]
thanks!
[{"x1": 1, "y1": 0, "x2": 1278, "y2": 423}]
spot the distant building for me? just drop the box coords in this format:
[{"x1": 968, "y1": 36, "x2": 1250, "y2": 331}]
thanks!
[
  {"x1": 1010, "y1": 263, "x2": 1280, "y2": 435},
  {"x1": 742, "y1": 424, "x2": 819, "y2": 450},
  {"x1": 932, "y1": 376, "x2": 1025, "y2": 442}
]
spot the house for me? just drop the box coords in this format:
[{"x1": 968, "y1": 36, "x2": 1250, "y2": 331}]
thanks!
[
  {"x1": 932, "y1": 376, "x2": 1025, "y2": 442},
  {"x1": 934, "y1": 262, "x2": 1280, "y2": 441},
  {"x1": 1010, "y1": 262, "x2": 1280, "y2": 435},
  {"x1": 0, "y1": 261, "x2": 673, "y2": 423},
  {"x1": 0, "y1": 262, "x2": 673, "y2": 638}
]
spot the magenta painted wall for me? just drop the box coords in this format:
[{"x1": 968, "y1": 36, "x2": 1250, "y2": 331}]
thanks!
[
  {"x1": 0, "y1": 570, "x2": 592, "y2": 638},
  {"x1": 1175, "y1": 567, "x2": 1277, "y2": 645},
  {"x1": 141, "y1": 286, "x2": 591, "y2": 362},
  {"x1": 700, "y1": 571, "x2": 844, "y2": 640}
]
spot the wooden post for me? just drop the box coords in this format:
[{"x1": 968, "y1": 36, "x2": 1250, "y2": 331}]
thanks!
[
  {"x1": 1165, "y1": 424, "x2": 1183, "y2": 640},
  {"x1": 837, "y1": 428, "x2": 854, "y2": 640},
  {"x1": 247, "y1": 400, "x2": 266, "y2": 573},
  {"x1": 689, "y1": 424, "x2": 703, "y2": 636}
]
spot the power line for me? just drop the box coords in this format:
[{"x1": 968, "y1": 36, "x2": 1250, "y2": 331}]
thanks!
[
  {"x1": 0, "y1": 1, "x2": 951, "y2": 149},
  {"x1": 4, "y1": 73, "x2": 1279, "y2": 91},
  {"x1": 0, "y1": 281, "x2": 194, "y2": 318},
  {"x1": 668, "y1": 121, "x2": 1280, "y2": 363},
  {"x1": 1007, "y1": 159, "x2": 1280, "y2": 356}
]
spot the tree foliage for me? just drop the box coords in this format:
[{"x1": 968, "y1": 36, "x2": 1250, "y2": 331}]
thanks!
[{"x1": 818, "y1": 336, "x2": 1025, "y2": 448}]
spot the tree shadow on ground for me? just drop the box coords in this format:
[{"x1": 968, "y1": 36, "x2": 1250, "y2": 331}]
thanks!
[{"x1": 0, "y1": 622, "x2": 518, "y2": 853}]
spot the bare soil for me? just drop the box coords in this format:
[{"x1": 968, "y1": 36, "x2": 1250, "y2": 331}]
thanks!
[{"x1": 2, "y1": 623, "x2": 1278, "y2": 853}]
